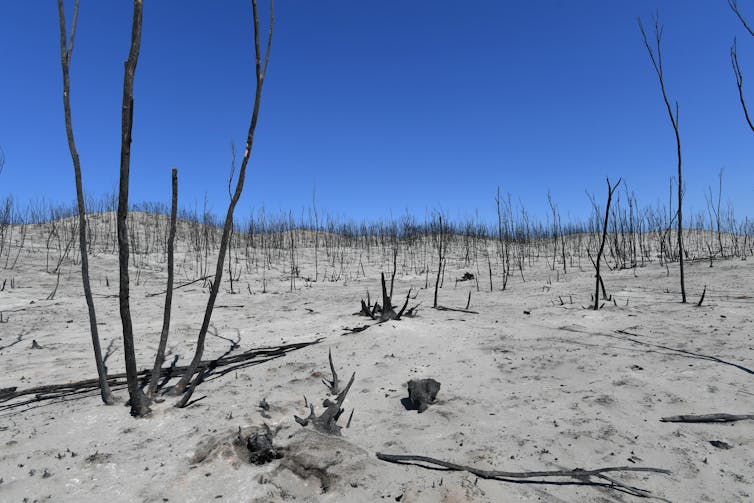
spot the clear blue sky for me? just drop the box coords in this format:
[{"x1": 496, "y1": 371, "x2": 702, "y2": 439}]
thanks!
[{"x1": 2, "y1": 1, "x2": 754, "y2": 226}]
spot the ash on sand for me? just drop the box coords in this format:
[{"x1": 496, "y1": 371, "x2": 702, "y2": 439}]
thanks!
[{"x1": 191, "y1": 424, "x2": 371, "y2": 498}]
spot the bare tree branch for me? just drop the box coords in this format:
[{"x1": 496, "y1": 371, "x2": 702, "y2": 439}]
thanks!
[
  {"x1": 729, "y1": 0, "x2": 754, "y2": 37},
  {"x1": 731, "y1": 37, "x2": 754, "y2": 132}
]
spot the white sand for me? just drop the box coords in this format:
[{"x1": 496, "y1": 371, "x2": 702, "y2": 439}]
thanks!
[{"x1": 1, "y1": 219, "x2": 753, "y2": 502}]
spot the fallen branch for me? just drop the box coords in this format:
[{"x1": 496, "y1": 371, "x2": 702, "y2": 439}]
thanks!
[
  {"x1": 435, "y1": 305, "x2": 479, "y2": 314},
  {"x1": 342, "y1": 325, "x2": 371, "y2": 335},
  {"x1": 613, "y1": 329, "x2": 754, "y2": 375},
  {"x1": 145, "y1": 274, "x2": 212, "y2": 298},
  {"x1": 0, "y1": 333, "x2": 23, "y2": 351},
  {"x1": 0, "y1": 339, "x2": 321, "y2": 412},
  {"x1": 559, "y1": 326, "x2": 754, "y2": 376},
  {"x1": 660, "y1": 413, "x2": 754, "y2": 423},
  {"x1": 376, "y1": 452, "x2": 670, "y2": 499}
]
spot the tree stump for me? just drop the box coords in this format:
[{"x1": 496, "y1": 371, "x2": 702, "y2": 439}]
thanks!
[{"x1": 405, "y1": 378, "x2": 441, "y2": 413}]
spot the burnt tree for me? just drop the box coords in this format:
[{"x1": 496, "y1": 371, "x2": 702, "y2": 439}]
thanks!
[
  {"x1": 117, "y1": 0, "x2": 150, "y2": 417},
  {"x1": 147, "y1": 168, "x2": 178, "y2": 399},
  {"x1": 639, "y1": 14, "x2": 686, "y2": 303},
  {"x1": 57, "y1": 0, "x2": 114, "y2": 405},
  {"x1": 173, "y1": 0, "x2": 275, "y2": 399},
  {"x1": 594, "y1": 178, "x2": 621, "y2": 310}
]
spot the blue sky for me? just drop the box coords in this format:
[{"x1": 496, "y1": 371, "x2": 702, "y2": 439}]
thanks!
[{"x1": 1, "y1": 1, "x2": 754, "y2": 226}]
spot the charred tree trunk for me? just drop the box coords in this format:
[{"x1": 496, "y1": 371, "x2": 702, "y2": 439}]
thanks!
[
  {"x1": 433, "y1": 215, "x2": 444, "y2": 309},
  {"x1": 594, "y1": 178, "x2": 620, "y2": 311},
  {"x1": 173, "y1": 0, "x2": 275, "y2": 399},
  {"x1": 148, "y1": 168, "x2": 178, "y2": 398},
  {"x1": 117, "y1": 0, "x2": 150, "y2": 417},
  {"x1": 640, "y1": 15, "x2": 686, "y2": 303},
  {"x1": 57, "y1": 0, "x2": 114, "y2": 405}
]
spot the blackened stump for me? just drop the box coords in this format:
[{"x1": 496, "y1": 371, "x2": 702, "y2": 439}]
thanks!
[{"x1": 405, "y1": 379, "x2": 441, "y2": 413}]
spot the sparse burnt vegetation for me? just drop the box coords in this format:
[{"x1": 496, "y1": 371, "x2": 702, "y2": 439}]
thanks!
[{"x1": 2, "y1": 3, "x2": 754, "y2": 502}]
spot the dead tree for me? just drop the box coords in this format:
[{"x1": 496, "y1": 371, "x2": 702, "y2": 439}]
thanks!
[
  {"x1": 705, "y1": 168, "x2": 725, "y2": 258},
  {"x1": 147, "y1": 168, "x2": 178, "y2": 399},
  {"x1": 594, "y1": 178, "x2": 621, "y2": 310},
  {"x1": 227, "y1": 144, "x2": 237, "y2": 295},
  {"x1": 57, "y1": 0, "x2": 114, "y2": 406},
  {"x1": 313, "y1": 186, "x2": 319, "y2": 282},
  {"x1": 639, "y1": 14, "x2": 686, "y2": 303},
  {"x1": 433, "y1": 214, "x2": 445, "y2": 309},
  {"x1": 729, "y1": 1, "x2": 754, "y2": 132},
  {"x1": 117, "y1": 0, "x2": 150, "y2": 417},
  {"x1": 173, "y1": 0, "x2": 274, "y2": 399}
]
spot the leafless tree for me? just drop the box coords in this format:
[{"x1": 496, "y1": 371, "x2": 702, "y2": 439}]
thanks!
[
  {"x1": 117, "y1": 0, "x2": 150, "y2": 417},
  {"x1": 57, "y1": 0, "x2": 114, "y2": 405},
  {"x1": 227, "y1": 144, "x2": 237, "y2": 294},
  {"x1": 705, "y1": 168, "x2": 725, "y2": 258},
  {"x1": 432, "y1": 213, "x2": 445, "y2": 309},
  {"x1": 729, "y1": 1, "x2": 754, "y2": 132},
  {"x1": 639, "y1": 14, "x2": 687, "y2": 303},
  {"x1": 147, "y1": 168, "x2": 178, "y2": 398},
  {"x1": 172, "y1": 0, "x2": 274, "y2": 399},
  {"x1": 313, "y1": 185, "x2": 319, "y2": 282},
  {"x1": 594, "y1": 178, "x2": 621, "y2": 310}
]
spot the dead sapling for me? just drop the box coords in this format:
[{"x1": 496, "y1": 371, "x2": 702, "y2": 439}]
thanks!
[
  {"x1": 295, "y1": 352, "x2": 355, "y2": 435},
  {"x1": 592, "y1": 177, "x2": 621, "y2": 310},
  {"x1": 696, "y1": 284, "x2": 707, "y2": 307}
]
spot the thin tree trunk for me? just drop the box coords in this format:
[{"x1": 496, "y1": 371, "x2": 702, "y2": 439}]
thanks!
[
  {"x1": 594, "y1": 178, "x2": 621, "y2": 310},
  {"x1": 676, "y1": 134, "x2": 685, "y2": 302},
  {"x1": 148, "y1": 168, "x2": 178, "y2": 398},
  {"x1": 639, "y1": 15, "x2": 686, "y2": 303},
  {"x1": 173, "y1": 0, "x2": 275, "y2": 398},
  {"x1": 57, "y1": 0, "x2": 114, "y2": 405},
  {"x1": 433, "y1": 215, "x2": 443, "y2": 309},
  {"x1": 117, "y1": 0, "x2": 150, "y2": 417}
]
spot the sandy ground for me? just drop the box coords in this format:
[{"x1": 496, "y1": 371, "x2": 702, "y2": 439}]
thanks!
[{"x1": 1, "y1": 221, "x2": 753, "y2": 502}]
